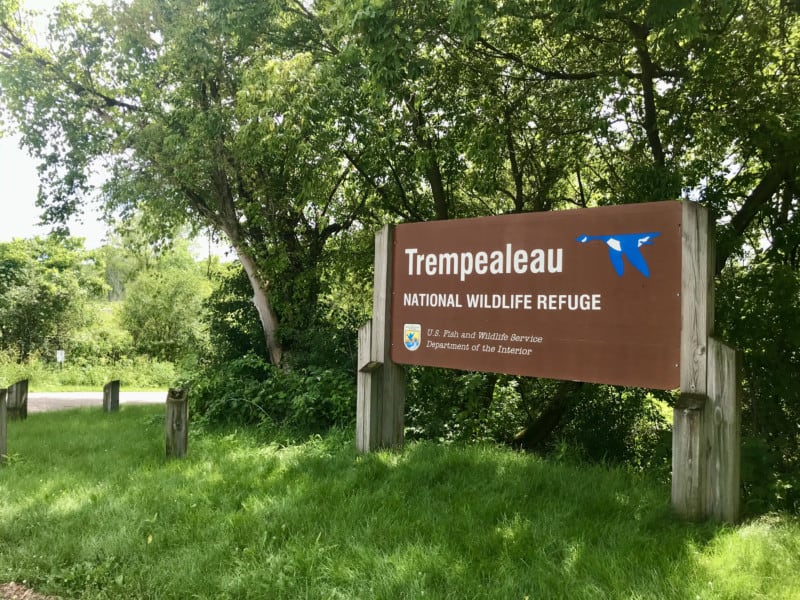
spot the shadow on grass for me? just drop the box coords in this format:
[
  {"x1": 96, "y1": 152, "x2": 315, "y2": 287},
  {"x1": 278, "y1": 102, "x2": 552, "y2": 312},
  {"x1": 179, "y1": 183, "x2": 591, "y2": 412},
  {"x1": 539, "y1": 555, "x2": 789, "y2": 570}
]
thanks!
[{"x1": 0, "y1": 407, "x2": 787, "y2": 599}]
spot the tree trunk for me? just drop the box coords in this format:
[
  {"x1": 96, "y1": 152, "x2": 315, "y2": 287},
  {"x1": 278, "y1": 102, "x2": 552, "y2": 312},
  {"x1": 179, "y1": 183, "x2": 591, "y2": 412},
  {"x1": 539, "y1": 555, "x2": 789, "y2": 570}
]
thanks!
[
  {"x1": 203, "y1": 185, "x2": 285, "y2": 368},
  {"x1": 629, "y1": 22, "x2": 666, "y2": 168},
  {"x1": 233, "y1": 244, "x2": 284, "y2": 367},
  {"x1": 512, "y1": 380, "x2": 583, "y2": 452}
]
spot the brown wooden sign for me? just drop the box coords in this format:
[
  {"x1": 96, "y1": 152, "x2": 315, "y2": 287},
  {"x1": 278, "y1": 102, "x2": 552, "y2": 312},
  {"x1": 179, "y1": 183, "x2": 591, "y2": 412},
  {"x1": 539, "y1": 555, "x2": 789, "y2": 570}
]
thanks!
[{"x1": 390, "y1": 201, "x2": 683, "y2": 389}]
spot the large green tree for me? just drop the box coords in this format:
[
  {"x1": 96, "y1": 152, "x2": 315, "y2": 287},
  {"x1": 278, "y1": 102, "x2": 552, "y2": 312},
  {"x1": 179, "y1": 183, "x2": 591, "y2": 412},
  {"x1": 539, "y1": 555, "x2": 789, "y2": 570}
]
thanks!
[
  {"x1": 0, "y1": 236, "x2": 104, "y2": 359},
  {"x1": 120, "y1": 243, "x2": 209, "y2": 363},
  {"x1": 0, "y1": 0, "x2": 368, "y2": 366}
]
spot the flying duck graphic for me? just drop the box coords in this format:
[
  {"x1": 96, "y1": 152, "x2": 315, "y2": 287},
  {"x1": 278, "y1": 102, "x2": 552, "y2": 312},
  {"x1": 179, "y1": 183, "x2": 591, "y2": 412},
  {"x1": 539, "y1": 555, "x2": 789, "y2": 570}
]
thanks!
[{"x1": 576, "y1": 232, "x2": 660, "y2": 277}]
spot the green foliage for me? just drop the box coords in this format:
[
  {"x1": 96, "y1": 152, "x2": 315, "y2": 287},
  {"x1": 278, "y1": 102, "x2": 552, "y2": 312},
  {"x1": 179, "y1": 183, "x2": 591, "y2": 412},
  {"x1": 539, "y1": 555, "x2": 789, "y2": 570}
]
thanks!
[
  {"x1": 1, "y1": 409, "x2": 800, "y2": 599},
  {"x1": 121, "y1": 253, "x2": 210, "y2": 364},
  {"x1": 559, "y1": 385, "x2": 672, "y2": 471},
  {"x1": 1, "y1": 0, "x2": 799, "y2": 502},
  {"x1": 188, "y1": 354, "x2": 355, "y2": 433},
  {"x1": 203, "y1": 263, "x2": 268, "y2": 364},
  {"x1": 68, "y1": 302, "x2": 134, "y2": 363},
  {"x1": 716, "y1": 262, "x2": 800, "y2": 513},
  {"x1": 0, "y1": 236, "x2": 104, "y2": 359},
  {"x1": 407, "y1": 368, "x2": 528, "y2": 443},
  {"x1": 0, "y1": 351, "x2": 175, "y2": 390},
  {"x1": 407, "y1": 368, "x2": 670, "y2": 472}
]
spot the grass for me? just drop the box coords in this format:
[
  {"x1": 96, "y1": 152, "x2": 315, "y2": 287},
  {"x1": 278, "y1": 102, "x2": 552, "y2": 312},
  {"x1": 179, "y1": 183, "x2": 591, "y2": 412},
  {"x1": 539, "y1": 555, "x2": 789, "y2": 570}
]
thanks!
[{"x1": 1, "y1": 406, "x2": 799, "y2": 599}]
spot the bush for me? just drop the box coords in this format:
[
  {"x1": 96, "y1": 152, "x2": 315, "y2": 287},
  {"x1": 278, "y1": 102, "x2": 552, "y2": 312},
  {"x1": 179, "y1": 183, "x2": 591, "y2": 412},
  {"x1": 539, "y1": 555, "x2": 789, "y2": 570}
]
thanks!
[
  {"x1": 0, "y1": 353, "x2": 176, "y2": 390},
  {"x1": 716, "y1": 262, "x2": 800, "y2": 514},
  {"x1": 407, "y1": 367, "x2": 671, "y2": 473},
  {"x1": 406, "y1": 367, "x2": 527, "y2": 443},
  {"x1": 559, "y1": 385, "x2": 672, "y2": 472},
  {"x1": 188, "y1": 354, "x2": 355, "y2": 433}
]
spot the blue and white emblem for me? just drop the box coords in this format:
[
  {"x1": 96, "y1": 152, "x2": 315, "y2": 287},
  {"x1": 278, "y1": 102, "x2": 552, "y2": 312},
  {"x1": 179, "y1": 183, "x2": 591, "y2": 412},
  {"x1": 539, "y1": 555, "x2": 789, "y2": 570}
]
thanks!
[
  {"x1": 576, "y1": 232, "x2": 661, "y2": 278},
  {"x1": 403, "y1": 324, "x2": 421, "y2": 351}
]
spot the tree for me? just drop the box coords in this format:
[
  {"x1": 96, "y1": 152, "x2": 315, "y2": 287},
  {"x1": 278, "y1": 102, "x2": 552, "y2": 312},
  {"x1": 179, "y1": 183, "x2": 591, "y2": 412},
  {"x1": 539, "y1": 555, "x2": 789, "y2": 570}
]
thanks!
[
  {"x1": 0, "y1": 236, "x2": 104, "y2": 359},
  {"x1": 0, "y1": 0, "x2": 368, "y2": 366},
  {"x1": 338, "y1": 0, "x2": 800, "y2": 457},
  {"x1": 3, "y1": 0, "x2": 799, "y2": 494},
  {"x1": 121, "y1": 266, "x2": 207, "y2": 363}
]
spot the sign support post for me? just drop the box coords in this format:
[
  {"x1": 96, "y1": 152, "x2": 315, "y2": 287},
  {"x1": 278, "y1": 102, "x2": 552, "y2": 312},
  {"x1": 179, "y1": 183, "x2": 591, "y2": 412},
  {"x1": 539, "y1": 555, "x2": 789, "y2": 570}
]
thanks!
[
  {"x1": 673, "y1": 202, "x2": 740, "y2": 522},
  {"x1": 356, "y1": 226, "x2": 406, "y2": 452}
]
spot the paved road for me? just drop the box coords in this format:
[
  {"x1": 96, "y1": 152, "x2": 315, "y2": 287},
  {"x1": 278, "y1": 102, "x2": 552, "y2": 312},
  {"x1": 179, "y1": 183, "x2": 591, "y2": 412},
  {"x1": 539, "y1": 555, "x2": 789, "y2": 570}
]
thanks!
[{"x1": 27, "y1": 391, "x2": 168, "y2": 413}]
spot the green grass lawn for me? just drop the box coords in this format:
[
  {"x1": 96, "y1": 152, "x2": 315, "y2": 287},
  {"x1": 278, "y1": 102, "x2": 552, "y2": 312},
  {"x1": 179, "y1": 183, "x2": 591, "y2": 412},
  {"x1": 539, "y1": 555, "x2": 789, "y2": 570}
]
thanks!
[{"x1": 1, "y1": 406, "x2": 798, "y2": 599}]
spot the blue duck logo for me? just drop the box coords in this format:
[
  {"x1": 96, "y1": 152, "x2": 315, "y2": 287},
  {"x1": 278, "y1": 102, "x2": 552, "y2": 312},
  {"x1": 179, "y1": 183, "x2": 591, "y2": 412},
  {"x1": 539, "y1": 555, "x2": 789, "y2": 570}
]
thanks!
[{"x1": 576, "y1": 232, "x2": 661, "y2": 277}]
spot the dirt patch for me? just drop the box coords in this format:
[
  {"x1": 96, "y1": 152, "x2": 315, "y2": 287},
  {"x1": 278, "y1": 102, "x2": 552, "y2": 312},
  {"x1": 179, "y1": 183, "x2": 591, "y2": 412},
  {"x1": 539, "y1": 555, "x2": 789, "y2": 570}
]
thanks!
[{"x1": 0, "y1": 582, "x2": 60, "y2": 600}]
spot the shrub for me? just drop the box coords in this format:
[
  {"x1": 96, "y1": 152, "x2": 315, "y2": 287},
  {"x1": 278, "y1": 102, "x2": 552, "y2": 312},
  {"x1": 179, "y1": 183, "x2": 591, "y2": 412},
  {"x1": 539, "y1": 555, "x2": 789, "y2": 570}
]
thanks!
[
  {"x1": 0, "y1": 353, "x2": 176, "y2": 390},
  {"x1": 716, "y1": 263, "x2": 800, "y2": 514},
  {"x1": 559, "y1": 385, "x2": 672, "y2": 472},
  {"x1": 406, "y1": 367, "x2": 527, "y2": 443},
  {"x1": 188, "y1": 354, "x2": 355, "y2": 433}
]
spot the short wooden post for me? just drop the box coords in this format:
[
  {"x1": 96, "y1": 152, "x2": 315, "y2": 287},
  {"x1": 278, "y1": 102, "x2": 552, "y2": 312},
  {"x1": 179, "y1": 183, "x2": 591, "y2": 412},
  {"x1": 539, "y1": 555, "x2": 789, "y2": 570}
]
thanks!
[
  {"x1": 6, "y1": 379, "x2": 28, "y2": 421},
  {"x1": 356, "y1": 225, "x2": 406, "y2": 452},
  {"x1": 704, "y1": 338, "x2": 741, "y2": 522},
  {"x1": 0, "y1": 389, "x2": 7, "y2": 466},
  {"x1": 103, "y1": 380, "x2": 120, "y2": 412},
  {"x1": 165, "y1": 388, "x2": 188, "y2": 458},
  {"x1": 357, "y1": 320, "x2": 381, "y2": 451}
]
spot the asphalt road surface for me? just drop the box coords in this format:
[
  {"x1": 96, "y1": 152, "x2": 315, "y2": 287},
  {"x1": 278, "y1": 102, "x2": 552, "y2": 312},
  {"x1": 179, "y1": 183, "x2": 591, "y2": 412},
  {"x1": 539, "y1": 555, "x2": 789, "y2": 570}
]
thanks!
[{"x1": 27, "y1": 391, "x2": 168, "y2": 413}]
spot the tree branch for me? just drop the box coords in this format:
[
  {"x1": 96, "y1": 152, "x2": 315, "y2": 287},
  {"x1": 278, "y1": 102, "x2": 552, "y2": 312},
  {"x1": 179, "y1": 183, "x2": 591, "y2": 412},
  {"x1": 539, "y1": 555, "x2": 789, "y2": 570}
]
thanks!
[
  {"x1": 1, "y1": 21, "x2": 140, "y2": 112},
  {"x1": 476, "y1": 38, "x2": 599, "y2": 81},
  {"x1": 716, "y1": 163, "x2": 788, "y2": 273},
  {"x1": 627, "y1": 21, "x2": 665, "y2": 168}
]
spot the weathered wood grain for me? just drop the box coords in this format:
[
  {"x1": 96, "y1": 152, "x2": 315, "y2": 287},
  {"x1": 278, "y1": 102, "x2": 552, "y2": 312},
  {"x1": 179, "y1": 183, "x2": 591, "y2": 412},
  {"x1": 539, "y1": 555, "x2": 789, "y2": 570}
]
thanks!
[
  {"x1": 356, "y1": 226, "x2": 406, "y2": 452},
  {"x1": 165, "y1": 388, "x2": 189, "y2": 458},
  {"x1": 704, "y1": 338, "x2": 741, "y2": 522},
  {"x1": 357, "y1": 321, "x2": 380, "y2": 452},
  {"x1": 673, "y1": 203, "x2": 740, "y2": 523},
  {"x1": 673, "y1": 203, "x2": 712, "y2": 519},
  {"x1": 6, "y1": 379, "x2": 28, "y2": 421},
  {"x1": 680, "y1": 202, "x2": 713, "y2": 394},
  {"x1": 103, "y1": 380, "x2": 120, "y2": 412}
]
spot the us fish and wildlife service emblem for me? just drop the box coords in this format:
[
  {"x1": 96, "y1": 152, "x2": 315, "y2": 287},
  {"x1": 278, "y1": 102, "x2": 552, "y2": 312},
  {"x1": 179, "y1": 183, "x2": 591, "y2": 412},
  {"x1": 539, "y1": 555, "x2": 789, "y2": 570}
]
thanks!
[{"x1": 403, "y1": 324, "x2": 421, "y2": 351}]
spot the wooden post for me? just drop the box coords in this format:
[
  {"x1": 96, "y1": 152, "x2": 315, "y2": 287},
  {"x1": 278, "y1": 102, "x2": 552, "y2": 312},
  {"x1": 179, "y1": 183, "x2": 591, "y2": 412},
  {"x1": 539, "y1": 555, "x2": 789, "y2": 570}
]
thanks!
[
  {"x1": 0, "y1": 389, "x2": 7, "y2": 466},
  {"x1": 103, "y1": 380, "x2": 120, "y2": 412},
  {"x1": 673, "y1": 202, "x2": 712, "y2": 520},
  {"x1": 704, "y1": 338, "x2": 741, "y2": 522},
  {"x1": 6, "y1": 379, "x2": 28, "y2": 421},
  {"x1": 357, "y1": 320, "x2": 380, "y2": 451},
  {"x1": 165, "y1": 388, "x2": 188, "y2": 458},
  {"x1": 356, "y1": 226, "x2": 406, "y2": 452},
  {"x1": 673, "y1": 202, "x2": 740, "y2": 522}
]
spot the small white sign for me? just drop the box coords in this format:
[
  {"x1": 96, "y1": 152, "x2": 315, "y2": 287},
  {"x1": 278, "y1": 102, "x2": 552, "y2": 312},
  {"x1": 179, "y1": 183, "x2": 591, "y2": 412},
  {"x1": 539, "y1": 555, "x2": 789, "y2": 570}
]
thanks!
[{"x1": 56, "y1": 349, "x2": 65, "y2": 363}]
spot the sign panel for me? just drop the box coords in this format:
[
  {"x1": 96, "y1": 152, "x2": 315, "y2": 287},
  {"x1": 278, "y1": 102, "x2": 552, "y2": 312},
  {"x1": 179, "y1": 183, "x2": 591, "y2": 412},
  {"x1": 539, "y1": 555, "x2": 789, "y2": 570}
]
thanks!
[{"x1": 390, "y1": 201, "x2": 683, "y2": 389}]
